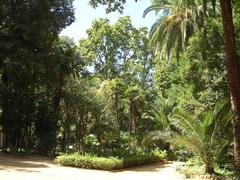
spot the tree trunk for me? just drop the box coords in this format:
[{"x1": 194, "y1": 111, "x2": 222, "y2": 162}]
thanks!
[
  {"x1": 51, "y1": 70, "x2": 64, "y2": 156},
  {"x1": 130, "y1": 101, "x2": 136, "y2": 134},
  {"x1": 202, "y1": 0, "x2": 207, "y2": 61},
  {"x1": 205, "y1": 165, "x2": 214, "y2": 175},
  {"x1": 115, "y1": 92, "x2": 119, "y2": 125},
  {"x1": 220, "y1": 0, "x2": 240, "y2": 175}
]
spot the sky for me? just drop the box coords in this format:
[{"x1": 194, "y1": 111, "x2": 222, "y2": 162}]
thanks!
[{"x1": 60, "y1": 0, "x2": 157, "y2": 42}]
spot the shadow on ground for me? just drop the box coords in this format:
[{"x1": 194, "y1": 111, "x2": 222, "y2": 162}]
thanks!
[
  {"x1": 112, "y1": 163, "x2": 173, "y2": 173},
  {"x1": 0, "y1": 153, "x2": 185, "y2": 180},
  {"x1": 0, "y1": 154, "x2": 54, "y2": 172}
]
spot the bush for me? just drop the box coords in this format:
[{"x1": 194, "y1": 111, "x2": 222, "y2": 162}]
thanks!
[
  {"x1": 122, "y1": 154, "x2": 164, "y2": 168},
  {"x1": 56, "y1": 154, "x2": 122, "y2": 170},
  {"x1": 56, "y1": 151, "x2": 166, "y2": 170}
]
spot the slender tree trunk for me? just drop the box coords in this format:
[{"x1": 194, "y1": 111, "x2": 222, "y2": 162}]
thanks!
[
  {"x1": 115, "y1": 92, "x2": 119, "y2": 125},
  {"x1": 220, "y1": 0, "x2": 240, "y2": 175},
  {"x1": 2, "y1": 111, "x2": 7, "y2": 151},
  {"x1": 129, "y1": 101, "x2": 137, "y2": 150},
  {"x1": 2, "y1": 70, "x2": 10, "y2": 151},
  {"x1": 202, "y1": 0, "x2": 207, "y2": 61},
  {"x1": 78, "y1": 107, "x2": 85, "y2": 152},
  {"x1": 51, "y1": 70, "x2": 64, "y2": 155},
  {"x1": 130, "y1": 101, "x2": 136, "y2": 134},
  {"x1": 61, "y1": 130, "x2": 66, "y2": 152}
]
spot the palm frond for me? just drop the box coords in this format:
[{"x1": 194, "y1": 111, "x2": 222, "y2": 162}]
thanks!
[
  {"x1": 147, "y1": 130, "x2": 173, "y2": 141},
  {"x1": 143, "y1": 5, "x2": 171, "y2": 18},
  {"x1": 171, "y1": 135, "x2": 206, "y2": 157},
  {"x1": 145, "y1": 0, "x2": 202, "y2": 62},
  {"x1": 170, "y1": 111, "x2": 200, "y2": 135}
]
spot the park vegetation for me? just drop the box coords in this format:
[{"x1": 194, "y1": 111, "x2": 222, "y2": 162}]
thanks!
[
  {"x1": 0, "y1": 0, "x2": 240, "y2": 178},
  {"x1": 56, "y1": 149, "x2": 166, "y2": 170}
]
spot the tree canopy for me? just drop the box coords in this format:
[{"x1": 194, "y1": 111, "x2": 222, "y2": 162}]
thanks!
[{"x1": 0, "y1": 0, "x2": 240, "y2": 177}]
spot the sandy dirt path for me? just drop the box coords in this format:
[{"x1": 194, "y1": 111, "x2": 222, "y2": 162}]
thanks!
[{"x1": 0, "y1": 154, "x2": 186, "y2": 180}]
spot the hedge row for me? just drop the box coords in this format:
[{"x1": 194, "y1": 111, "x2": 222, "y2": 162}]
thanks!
[{"x1": 56, "y1": 152, "x2": 166, "y2": 170}]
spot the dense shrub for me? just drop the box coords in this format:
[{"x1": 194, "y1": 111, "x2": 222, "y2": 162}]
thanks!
[
  {"x1": 56, "y1": 154, "x2": 122, "y2": 170},
  {"x1": 122, "y1": 155, "x2": 163, "y2": 168},
  {"x1": 56, "y1": 150, "x2": 166, "y2": 170}
]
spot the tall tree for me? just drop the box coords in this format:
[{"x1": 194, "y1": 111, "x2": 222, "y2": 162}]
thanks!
[
  {"x1": 143, "y1": 0, "x2": 198, "y2": 62},
  {"x1": 0, "y1": 0, "x2": 75, "y2": 155},
  {"x1": 219, "y1": 0, "x2": 240, "y2": 175},
  {"x1": 78, "y1": 16, "x2": 153, "y2": 149}
]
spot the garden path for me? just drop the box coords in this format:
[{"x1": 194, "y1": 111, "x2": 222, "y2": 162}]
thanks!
[{"x1": 0, "y1": 154, "x2": 188, "y2": 180}]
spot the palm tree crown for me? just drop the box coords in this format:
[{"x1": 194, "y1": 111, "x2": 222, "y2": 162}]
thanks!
[{"x1": 144, "y1": 0, "x2": 204, "y2": 62}]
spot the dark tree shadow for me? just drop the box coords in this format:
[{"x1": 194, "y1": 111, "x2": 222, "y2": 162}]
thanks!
[
  {"x1": 112, "y1": 163, "x2": 173, "y2": 173},
  {"x1": 0, "y1": 154, "x2": 55, "y2": 173}
]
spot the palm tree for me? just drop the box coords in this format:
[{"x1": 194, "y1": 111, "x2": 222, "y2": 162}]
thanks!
[
  {"x1": 124, "y1": 85, "x2": 145, "y2": 135},
  {"x1": 143, "y1": 0, "x2": 219, "y2": 62},
  {"x1": 143, "y1": 0, "x2": 200, "y2": 62},
  {"x1": 143, "y1": 97, "x2": 176, "y2": 131},
  {"x1": 169, "y1": 101, "x2": 232, "y2": 174},
  {"x1": 141, "y1": 97, "x2": 176, "y2": 150},
  {"x1": 144, "y1": 100, "x2": 231, "y2": 174}
]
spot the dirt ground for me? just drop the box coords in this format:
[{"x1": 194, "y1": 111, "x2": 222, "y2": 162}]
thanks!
[{"x1": 0, "y1": 154, "x2": 187, "y2": 180}]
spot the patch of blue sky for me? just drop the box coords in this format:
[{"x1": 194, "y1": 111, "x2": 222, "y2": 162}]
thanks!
[{"x1": 60, "y1": 0, "x2": 157, "y2": 42}]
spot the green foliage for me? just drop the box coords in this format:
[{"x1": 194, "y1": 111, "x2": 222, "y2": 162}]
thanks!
[
  {"x1": 169, "y1": 101, "x2": 232, "y2": 173},
  {"x1": 121, "y1": 153, "x2": 165, "y2": 168},
  {"x1": 76, "y1": 16, "x2": 154, "y2": 151},
  {"x1": 153, "y1": 18, "x2": 227, "y2": 114},
  {"x1": 87, "y1": 0, "x2": 239, "y2": 176},
  {"x1": 176, "y1": 164, "x2": 205, "y2": 176},
  {"x1": 56, "y1": 150, "x2": 166, "y2": 170},
  {"x1": 0, "y1": 1, "x2": 238, "y2": 176},
  {"x1": 177, "y1": 156, "x2": 234, "y2": 178},
  {"x1": 88, "y1": 0, "x2": 131, "y2": 13},
  {"x1": 56, "y1": 153, "x2": 122, "y2": 170},
  {"x1": 79, "y1": 16, "x2": 152, "y2": 81},
  {"x1": 0, "y1": 0, "x2": 75, "y2": 155},
  {"x1": 144, "y1": 0, "x2": 196, "y2": 61}
]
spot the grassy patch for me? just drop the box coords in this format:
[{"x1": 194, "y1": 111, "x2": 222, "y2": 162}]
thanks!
[
  {"x1": 176, "y1": 164, "x2": 234, "y2": 180},
  {"x1": 56, "y1": 151, "x2": 166, "y2": 170},
  {"x1": 176, "y1": 164, "x2": 205, "y2": 176}
]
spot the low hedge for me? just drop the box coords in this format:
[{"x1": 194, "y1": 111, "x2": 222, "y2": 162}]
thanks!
[
  {"x1": 122, "y1": 155, "x2": 163, "y2": 168},
  {"x1": 56, "y1": 154, "x2": 122, "y2": 170},
  {"x1": 56, "y1": 152, "x2": 166, "y2": 170}
]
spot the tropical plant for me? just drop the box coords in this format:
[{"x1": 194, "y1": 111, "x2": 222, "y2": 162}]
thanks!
[
  {"x1": 89, "y1": 0, "x2": 240, "y2": 175},
  {"x1": 124, "y1": 85, "x2": 145, "y2": 135},
  {"x1": 169, "y1": 101, "x2": 232, "y2": 174},
  {"x1": 143, "y1": 0, "x2": 199, "y2": 62},
  {"x1": 143, "y1": 97, "x2": 176, "y2": 131},
  {"x1": 141, "y1": 97, "x2": 176, "y2": 151},
  {"x1": 143, "y1": 0, "x2": 220, "y2": 62}
]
